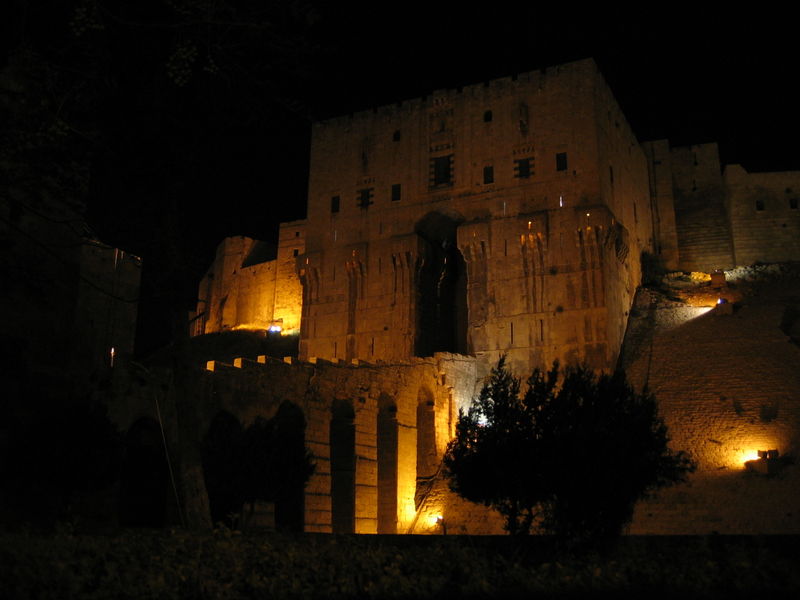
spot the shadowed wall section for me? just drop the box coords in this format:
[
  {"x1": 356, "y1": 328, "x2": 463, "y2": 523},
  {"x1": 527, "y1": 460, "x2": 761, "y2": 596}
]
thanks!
[
  {"x1": 377, "y1": 394, "x2": 398, "y2": 533},
  {"x1": 330, "y1": 399, "x2": 356, "y2": 533},
  {"x1": 119, "y1": 417, "x2": 168, "y2": 527}
]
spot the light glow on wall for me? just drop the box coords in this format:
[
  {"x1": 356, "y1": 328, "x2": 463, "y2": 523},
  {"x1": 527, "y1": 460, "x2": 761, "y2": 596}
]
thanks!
[
  {"x1": 731, "y1": 444, "x2": 780, "y2": 469},
  {"x1": 232, "y1": 323, "x2": 265, "y2": 333},
  {"x1": 428, "y1": 514, "x2": 443, "y2": 527},
  {"x1": 740, "y1": 449, "x2": 761, "y2": 463}
]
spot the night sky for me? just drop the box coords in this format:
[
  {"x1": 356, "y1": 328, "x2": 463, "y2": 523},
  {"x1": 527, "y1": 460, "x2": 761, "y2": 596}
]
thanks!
[{"x1": 5, "y1": 3, "x2": 798, "y2": 352}]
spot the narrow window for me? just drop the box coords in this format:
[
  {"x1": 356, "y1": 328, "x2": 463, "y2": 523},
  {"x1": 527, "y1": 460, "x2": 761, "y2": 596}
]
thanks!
[
  {"x1": 430, "y1": 155, "x2": 453, "y2": 187},
  {"x1": 755, "y1": 200, "x2": 765, "y2": 211},
  {"x1": 556, "y1": 152, "x2": 568, "y2": 172},
  {"x1": 790, "y1": 198, "x2": 798, "y2": 209},
  {"x1": 483, "y1": 165, "x2": 494, "y2": 184},
  {"x1": 292, "y1": 248, "x2": 299, "y2": 257},
  {"x1": 391, "y1": 183, "x2": 402, "y2": 202},
  {"x1": 514, "y1": 158, "x2": 533, "y2": 179},
  {"x1": 358, "y1": 188, "x2": 374, "y2": 209},
  {"x1": 331, "y1": 195, "x2": 340, "y2": 213},
  {"x1": 392, "y1": 130, "x2": 401, "y2": 141},
  {"x1": 510, "y1": 322, "x2": 514, "y2": 346},
  {"x1": 295, "y1": 231, "x2": 300, "y2": 237},
  {"x1": 483, "y1": 110, "x2": 493, "y2": 122},
  {"x1": 609, "y1": 166, "x2": 614, "y2": 185},
  {"x1": 518, "y1": 103, "x2": 529, "y2": 134}
]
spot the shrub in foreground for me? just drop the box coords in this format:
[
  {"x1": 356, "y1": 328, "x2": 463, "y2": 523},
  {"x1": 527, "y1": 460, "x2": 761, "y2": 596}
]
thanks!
[{"x1": 444, "y1": 357, "x2": 696, "y2": 540}]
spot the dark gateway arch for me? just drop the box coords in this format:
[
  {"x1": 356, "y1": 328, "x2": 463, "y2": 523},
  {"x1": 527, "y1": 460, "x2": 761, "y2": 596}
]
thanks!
[{"x1": 414, "y1": 212, "x2": 468, "y2": 357}]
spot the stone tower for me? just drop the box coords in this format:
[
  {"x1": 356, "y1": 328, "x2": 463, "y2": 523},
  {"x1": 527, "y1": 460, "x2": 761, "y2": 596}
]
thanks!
[{"x1": 299, "y1": 59, "x2": 655, "y2": 375}]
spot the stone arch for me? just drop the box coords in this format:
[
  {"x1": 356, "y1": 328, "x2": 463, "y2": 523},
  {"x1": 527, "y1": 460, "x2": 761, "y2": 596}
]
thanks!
[
  {"x1": 271, "y1": 401, "x2": 308, "y2": 532},
  {"x1": 377, "y1": 393, "x2": 398, "y2": 534},
  {"x1": 414, "y1": 211, "x2": 468, "y2": 357},
  {"x1": 119, "y1": 417, "x2": 169, "y2": 527},
  {"x1": 416, "y1": 387, "x2": 437, "y2": 509},
  {"x1": 201, "y1": 410, "x2": 244, "y2": 527},
  {"x1": 330, "y1": 399, "x2": 355, "y2": 533}
]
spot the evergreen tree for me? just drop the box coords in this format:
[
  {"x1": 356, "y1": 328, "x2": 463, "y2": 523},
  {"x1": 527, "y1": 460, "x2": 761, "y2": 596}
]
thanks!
[{"x1": 444, "y1": 357, "x2": 696, "y2": 540}]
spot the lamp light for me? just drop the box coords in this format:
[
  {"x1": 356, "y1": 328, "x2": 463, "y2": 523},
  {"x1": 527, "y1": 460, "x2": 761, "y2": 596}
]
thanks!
[{"x1": 746, "y1": 449, "x2": 783, "y2": 475}]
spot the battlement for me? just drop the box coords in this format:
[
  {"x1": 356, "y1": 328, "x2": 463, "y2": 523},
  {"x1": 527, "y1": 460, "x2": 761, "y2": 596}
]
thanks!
[{"x1": 314, "y1": 58, "x2": 599, "y2": 129}]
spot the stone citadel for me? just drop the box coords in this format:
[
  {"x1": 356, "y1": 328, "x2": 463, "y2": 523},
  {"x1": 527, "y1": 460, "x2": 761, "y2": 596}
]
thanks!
[{"x1": 146, "y1": 58, "x2": 800, "y2": 534}]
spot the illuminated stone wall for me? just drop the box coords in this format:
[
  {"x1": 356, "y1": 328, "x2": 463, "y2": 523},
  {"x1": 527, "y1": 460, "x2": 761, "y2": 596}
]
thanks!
[
  {"x1": 156, "y1": 353, "x2": 480, "y2": 534},
  {"x1": 638, "y1": 142, "x2": 800, "y2": 272},
  {"x1": 725, "y1": 165, "x2": 800, "y2": 266},
  {"x1": 300, "y1": 58, "x2": 655, "y2": 375},
  {"x1": 664, "y1": 142, "x2": 736, "y2": 272},
  {"x1": 180, "y1": 58, "x2": 800, "y2": 536},
  {"x1": 196, "y1": 221, "x2": 305, "y2": 335},
  {"x1": 622, "y1": 282, "x2": 800, "y2": 534},
  {"x1": 641, "y1": 140, "x2": 680, "y2": 271}
]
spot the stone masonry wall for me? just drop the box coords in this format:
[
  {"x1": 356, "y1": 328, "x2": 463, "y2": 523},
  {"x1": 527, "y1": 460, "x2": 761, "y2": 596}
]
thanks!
[
  {"x1": 197, "y1": 224, "x2": 305, "y2": 335},
  {"x1": 670, "y1": 143, "x2": 735, "y2": 271},
  {"x1": 725, "y1": 165, "x2": 800, "y2": 266},
  {"x1": 301, "y1": 58, "x2": 652, "y2": 376},
  {"x1": 641, "y1": 140, "x2": 680, "y2": 271},
  {"x1": 622, "y1": 277, "x2": 800, "y2": 534},
  {"x1": 109, "y1": 352, "x2": 479, "y2": 534}
]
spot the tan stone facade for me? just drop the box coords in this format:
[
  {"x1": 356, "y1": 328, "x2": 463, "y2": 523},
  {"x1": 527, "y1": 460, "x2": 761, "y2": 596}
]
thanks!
[
  {"x1": 725, "y1": 165, "x2": 800, "y2": 266},
  {"x1": 179, "y1": 58, "x2": 800, "y2": 535},
  {"x1": 300, "y1": 59, "x2": 653, "y2": 376},
  {"x1": 194, "y1": 221, "x2": 305, "y2": 336}
]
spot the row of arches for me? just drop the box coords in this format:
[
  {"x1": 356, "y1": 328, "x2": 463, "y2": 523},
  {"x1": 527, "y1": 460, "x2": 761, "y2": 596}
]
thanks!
[
  {"x1": 330, "y1": 389, "x2": 438, "y2": 534},
  {"x1": 119, "y1": 388, "x2": 441, "y2": 534}
]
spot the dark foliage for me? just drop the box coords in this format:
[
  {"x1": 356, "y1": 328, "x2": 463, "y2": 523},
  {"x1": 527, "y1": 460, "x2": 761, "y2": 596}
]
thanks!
[
  {"x1": 444, "y1": 357, "x2": 696, "y2": 540},
  {"x1": 3, "y1": 530, "x2": 799, "y2": 599}
]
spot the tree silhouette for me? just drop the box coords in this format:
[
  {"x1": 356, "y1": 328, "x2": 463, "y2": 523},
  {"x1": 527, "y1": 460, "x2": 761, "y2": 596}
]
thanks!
[{"x1": 444, "y1": 357, "x2": 696, "y2": 540}]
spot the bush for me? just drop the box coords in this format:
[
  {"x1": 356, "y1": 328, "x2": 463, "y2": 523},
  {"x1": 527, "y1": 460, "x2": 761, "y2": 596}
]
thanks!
[{"x1": 444, "y1": 357, "x2": 696, "y2": 541}]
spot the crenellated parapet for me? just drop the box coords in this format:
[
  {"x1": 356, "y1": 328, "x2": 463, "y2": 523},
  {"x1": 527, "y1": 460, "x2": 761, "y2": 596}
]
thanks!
[{"x1": 196, "y1": 351, "x2": 478, "y2": 534}]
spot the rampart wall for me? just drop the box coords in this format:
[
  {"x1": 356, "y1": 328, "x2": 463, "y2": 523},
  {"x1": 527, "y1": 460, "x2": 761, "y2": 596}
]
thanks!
[
  {"x1": 111, "y1": 352, "x2": 482, "y2": 534},
  {"x1": 669, "y1": 143, "x2": 735, "y2": 272},
  {"x1": 725, "y1": 165, "x2": 800, "y2": 266}
]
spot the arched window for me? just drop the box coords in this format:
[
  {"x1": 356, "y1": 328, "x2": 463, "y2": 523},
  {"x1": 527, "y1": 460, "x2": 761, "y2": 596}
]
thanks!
[
  {"x1": 271, "y1": 402, "x2": 309, "y2": 532},
  {"x1": 414, "y1": 212, "x2": 468, "y2": 357},
  {"x1": 201, "y1": 411, "x2": 244, "y2": 527}
]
